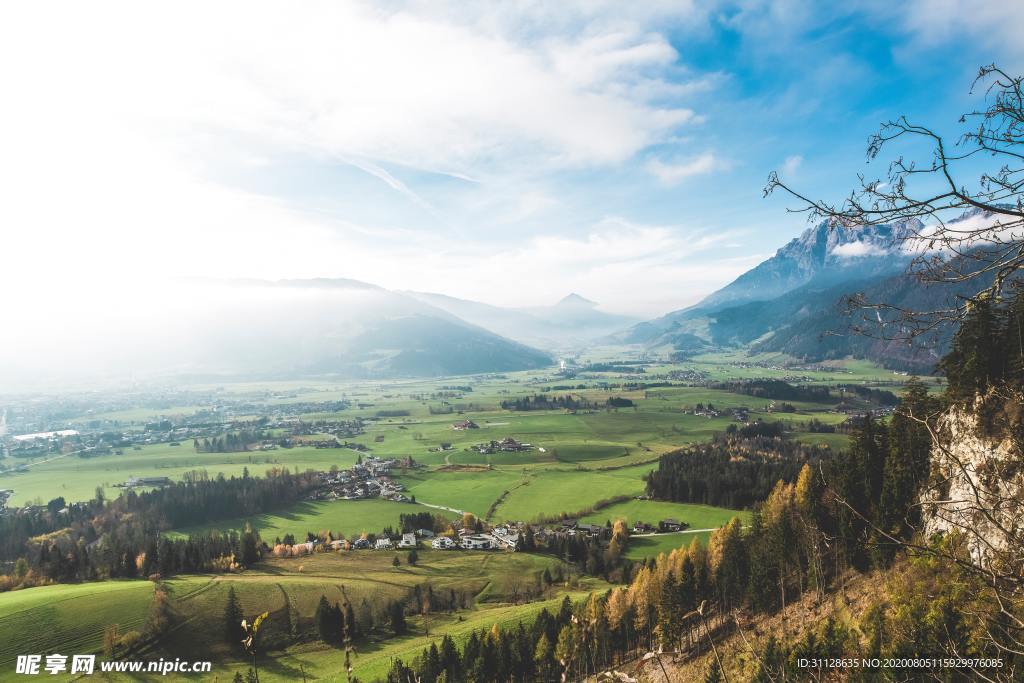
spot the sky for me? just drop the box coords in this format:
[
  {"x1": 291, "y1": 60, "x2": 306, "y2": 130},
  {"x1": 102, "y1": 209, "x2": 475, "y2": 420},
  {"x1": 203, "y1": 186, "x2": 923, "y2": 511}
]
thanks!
[{"x1": 2, "y1": 0, "x2": 1023, "y2": 320}]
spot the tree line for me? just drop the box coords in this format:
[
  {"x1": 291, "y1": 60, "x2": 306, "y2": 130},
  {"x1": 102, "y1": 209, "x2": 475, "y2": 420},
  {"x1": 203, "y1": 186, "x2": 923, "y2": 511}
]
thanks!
[
  {"x1": 645, "y1": 431, "x2": 832, "y2": 508},
  {"x1": 710, "y1": 379, "x2": 833, "y2": 403},
  {"x1": 193, "y1": 429, "x2": 269, "y2": 453},
  {"x1": 500, "y1": 394, "x2": 601, "y2": 411},
  {"x1": 0, "y1": 468, "x2": 319, "y2": 589}
]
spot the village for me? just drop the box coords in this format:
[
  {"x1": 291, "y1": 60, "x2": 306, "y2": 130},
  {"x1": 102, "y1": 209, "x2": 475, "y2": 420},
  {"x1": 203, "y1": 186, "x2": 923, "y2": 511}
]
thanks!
[
  {"x1": 270, "y1": 511, "x2": 692, "y2": 556},
  {"x1": 308, "y1": 454, "x2": 419, "y2": 503}
]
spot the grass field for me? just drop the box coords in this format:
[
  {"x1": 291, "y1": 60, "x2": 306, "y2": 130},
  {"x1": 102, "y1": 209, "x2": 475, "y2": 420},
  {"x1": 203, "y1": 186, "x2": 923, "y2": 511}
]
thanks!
[
  {"x1": 0, "y1": 444, "x2": 361, "y2": 506},
  {"x1": 490, "y1": 464, "x2": 656, "y2": 523},
  {"x1": 623, "y1": 532, "x2": 714, "y2": 559},
  {"x1": 576, "y1": 499, "x2": 750, "y2": 560},
  {"x1": 0, "y1": 550, "x2": 601, "y2": 682},
  {"x1": 169, "y1": 498, "x2": 445, "y2": 541},
  {"x1": 0, "y1": 581, "x2": 156, "y2": 671},
  {"x1": 579, "y1": 499, "x2": 746, "y2": 530}
]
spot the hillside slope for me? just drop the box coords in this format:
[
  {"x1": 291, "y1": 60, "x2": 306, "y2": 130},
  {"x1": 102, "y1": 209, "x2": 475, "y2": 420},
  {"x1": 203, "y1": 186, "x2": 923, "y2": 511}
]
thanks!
[{"x1": 407, "y1": 291, "x2": 639, "y2": 349}]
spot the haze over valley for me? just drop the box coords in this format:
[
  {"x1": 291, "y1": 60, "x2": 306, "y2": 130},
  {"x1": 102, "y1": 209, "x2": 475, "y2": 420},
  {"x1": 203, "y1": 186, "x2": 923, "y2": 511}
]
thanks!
[{"x1": 2, "y1": 3, "x2": 1023, "y2": 683}]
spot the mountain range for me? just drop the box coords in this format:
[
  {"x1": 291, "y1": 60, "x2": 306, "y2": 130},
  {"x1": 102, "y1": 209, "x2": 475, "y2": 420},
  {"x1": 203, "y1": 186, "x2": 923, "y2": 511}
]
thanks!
[
  {"x1": 14, "y1": 213, "x2": 991, "y2": 387},
  {"x1": 164, "y1": 216, "x2": 971, "y2": 379},
  {"x1": 617, "y1": 211, "x2": 1005, "y2": 372},
  {"x1": 406, "y1": 291, "x2": 640, "y2": 350}
]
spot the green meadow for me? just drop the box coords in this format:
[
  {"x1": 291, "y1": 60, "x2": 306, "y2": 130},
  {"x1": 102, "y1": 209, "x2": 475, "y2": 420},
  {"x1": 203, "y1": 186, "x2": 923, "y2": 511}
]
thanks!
[
  {"x1": 0, "y1": 355, "x2": 916, "y2": 681},
  {"x1": 0, "y1": 444, "x2": 360, "y2": 507},
  {"x1": 0, "y1": 550, "x2": 602, "y2": 682},
  {"x1": 169, "y1": 499, "x2": 444, "y2": 541}
]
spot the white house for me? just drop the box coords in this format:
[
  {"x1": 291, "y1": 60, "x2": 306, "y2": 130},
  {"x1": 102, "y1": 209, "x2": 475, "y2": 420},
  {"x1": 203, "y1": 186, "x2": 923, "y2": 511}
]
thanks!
[
  {"x1": 490, "y1": 531, "x2": 519, "y2": 551},
  {"x1": 460, "y1": 535, "x2": 491, "y2": 550},
  {"x1": 398, "y1": 533, "x2": 417, "y2": 549},
  {"x1": 431, "y1": 536, "x2": 455, "y2": 550},
  {"x1": 375, "y1": 537, "x2": 393, "y2": 550}
]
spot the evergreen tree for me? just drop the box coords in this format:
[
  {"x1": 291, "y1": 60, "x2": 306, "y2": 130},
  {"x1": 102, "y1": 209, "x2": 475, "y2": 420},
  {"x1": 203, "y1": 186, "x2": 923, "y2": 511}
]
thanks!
[
  {"x1": 315, "y1": 596, "x2": 335, "y2": 644},
  {"x1": 224, "y1": 586, "x2": 244, "y2": 647},
  {"x1": 388, "y1": 600, "x2": 407, "y2": 635},
  {"x1": 704, "y1": 660, "x2": 724, "y2": 683}
]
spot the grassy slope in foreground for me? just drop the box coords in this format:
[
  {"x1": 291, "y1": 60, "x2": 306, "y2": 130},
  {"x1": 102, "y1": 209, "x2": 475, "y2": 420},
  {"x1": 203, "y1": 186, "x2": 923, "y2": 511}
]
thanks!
[{"x1": 0, "y1": 551, "x2": 596, "y2": 682}]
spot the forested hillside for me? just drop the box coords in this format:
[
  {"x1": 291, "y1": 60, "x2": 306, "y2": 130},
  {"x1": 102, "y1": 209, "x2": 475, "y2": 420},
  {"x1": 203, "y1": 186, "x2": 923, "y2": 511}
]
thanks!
[{"x1": 384, "y1": 289, "x2": 1024, "y2": 683}]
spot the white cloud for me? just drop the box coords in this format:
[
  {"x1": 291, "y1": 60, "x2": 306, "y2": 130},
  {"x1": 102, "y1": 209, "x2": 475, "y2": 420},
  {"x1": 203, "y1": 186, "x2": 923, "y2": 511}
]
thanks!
[
  {"x1": 781, "y1": 154, "x2": 803, "y2": 176},
  {"x1": 0, "y1": 0, "x2": 750, "y2": 345},
  {"x1": 646, "y1": 153, "x2": 727, "y2": 185},
  {"x1": 900, "y1": 0, "x2": 1024, "y2": 64},
  {"x1": 0, "y1": 1, "x2": 719, "y2": 294},
  {"x1": 831, "y1": 241, "x2": 888, "y2": 258}
]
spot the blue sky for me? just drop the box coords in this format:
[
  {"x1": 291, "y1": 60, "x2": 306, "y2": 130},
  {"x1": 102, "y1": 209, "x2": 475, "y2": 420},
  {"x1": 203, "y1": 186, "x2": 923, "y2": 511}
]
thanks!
[{"x1": 2, "y1": 0, "x2": 1022, "y2": 318}]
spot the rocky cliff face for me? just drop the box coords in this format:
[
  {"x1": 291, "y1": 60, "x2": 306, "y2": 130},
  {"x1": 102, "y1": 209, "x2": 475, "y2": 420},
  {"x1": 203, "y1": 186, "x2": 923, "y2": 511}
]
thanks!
[
  {"x1": 921, "y1": 400, "x2": 1023, "y2": 569},
  {"x1": 694, "y1": 217, "x2": 921, "y2": 311}
]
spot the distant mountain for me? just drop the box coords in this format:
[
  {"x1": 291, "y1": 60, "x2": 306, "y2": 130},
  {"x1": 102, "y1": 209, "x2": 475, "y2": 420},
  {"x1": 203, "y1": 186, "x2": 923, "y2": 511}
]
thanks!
[
  {"x1": 556, "y1": 293, "x2": 598, "y2": 307},
  {"x1": 625, "y1": 211, "x2": 1006, "y2": 372},
  {"x1": 314, "y1": 314, "x2": 552, "y2": 377},
  {"x1": 0, "y1": 277, "x2": 556, "y2": 385},
  {"x1": 621, "y1": 218, "x2": 918, "y2": 345},
  {"x1": 697, "y1": 218, "x2": 921, "y2": 311},
  {"x1": 406, "y1": 291, "x2": 639, "y2": 349},
  {"x1": 198, "y1": 279, "x2": 555, "y2": 378},
  {"x1": 404, "y1": 291, "x2": 552, "y2": 347},
  {"x1": 520, "y1": 293, "x2": 641, "y2": 340}
]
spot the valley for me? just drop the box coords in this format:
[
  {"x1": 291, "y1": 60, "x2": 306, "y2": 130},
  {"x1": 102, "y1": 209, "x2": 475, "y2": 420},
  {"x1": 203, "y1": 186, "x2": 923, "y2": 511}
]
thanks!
[{"x1": 0, "y1": 345, "x2": 909, "y2": 681}]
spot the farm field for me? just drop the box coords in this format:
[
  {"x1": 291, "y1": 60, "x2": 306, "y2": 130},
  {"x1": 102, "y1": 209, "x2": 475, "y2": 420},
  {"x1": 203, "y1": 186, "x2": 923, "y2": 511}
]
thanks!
[
  {"x1": 579, "y1": 499, "x2": 746, "y2": 531},
  {"x1": 1, "y1": 354, "x2": 895, "y2": 511},
  {"x1": 169, "y1": 498, "x2": 443, "y2": 541},
  {"x1": 489, "y1": 464, "x2": 656, "y2": 523},
  {"x1": 577, "y1": 499, "x2": 751, "y2": 560},
  {"x1": 0, "y1": 443, "x2": 360, "y2": 506},
  {"x1": 624, "y1": 531, "x2": 716, "y2": 559}
]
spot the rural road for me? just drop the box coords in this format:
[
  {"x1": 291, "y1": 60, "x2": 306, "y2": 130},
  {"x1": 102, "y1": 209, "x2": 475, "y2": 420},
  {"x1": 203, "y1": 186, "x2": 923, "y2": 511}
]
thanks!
[
  {"x1": 12, "y1": 448, "x2": 85, "y2": 470},
  {"x1": 418, "y1": 501, "x2": 468, "y2": 516},
  {"x1": 632, "y1": 528, "x2": 721, "y2": 537}
]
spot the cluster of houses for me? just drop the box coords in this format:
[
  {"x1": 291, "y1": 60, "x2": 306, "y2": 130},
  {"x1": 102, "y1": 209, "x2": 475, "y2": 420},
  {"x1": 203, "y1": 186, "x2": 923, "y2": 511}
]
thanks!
[
  {"x1": 687, "y1": 404, "x2": 750, "y2": 422},
  {"x1": 372, "y1": 524, "x2": 524, "y2": 552},
  {"x1": 118, "y1": 476, "x2": 173, "y2": 489},
  {"x1": 451, "y1": 419, "x2": 479, "y2": 431},
  {"x1": 630, "y1": 518, "x2": 688, "y2": 534},
  {"x1": 273, "y1": 513, "x2": 697, "y2": 561},
  {"x1": 472, "y1": 437, "x2": 532, "y2": 454},
  {"x1": 311, "y1": 455, "x2": 416, "y2": 502}
]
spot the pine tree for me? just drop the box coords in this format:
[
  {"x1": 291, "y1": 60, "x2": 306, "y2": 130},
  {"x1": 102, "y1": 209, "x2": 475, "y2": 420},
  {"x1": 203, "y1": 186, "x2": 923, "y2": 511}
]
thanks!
[
  {"x1": 224, "y1": 586, "x2": 244, "y2": 646},
  {"x1": 344, "y1": 602, "x2": 357, "y2": 641},
  {"x1": 315, "y1": 596, "x2": 333, "y2": 644},
  {"x1": 388, "y1": 600, "x2": 406, "y2": 635},
  {"x1": 240, "y1": 528, "x2": 260, "y2": 567},
  {"x1": 877, "y1": 377, "x2": 938, "y2": 559}
]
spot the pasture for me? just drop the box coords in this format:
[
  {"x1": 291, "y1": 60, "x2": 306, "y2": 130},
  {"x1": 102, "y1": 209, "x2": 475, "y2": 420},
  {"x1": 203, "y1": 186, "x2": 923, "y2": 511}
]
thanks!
[
  {"x1": 0, "y1": 550, "x2": 599, "y2": 682},
  {"x1": 579, "y1": 499, "x2": 746, "y2": 531},
  {"x1": 0, "y1": 443, "x2": 359, "y2": 506},
  {"x1": 169, "y1": 499, "x2": 444, "y2": 542}
]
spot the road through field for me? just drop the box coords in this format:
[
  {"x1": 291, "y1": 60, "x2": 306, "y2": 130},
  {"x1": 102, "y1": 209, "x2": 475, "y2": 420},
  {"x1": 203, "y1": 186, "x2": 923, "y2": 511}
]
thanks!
[{"x1": 418, "y1": 500, "x2": 467, "y2": 516}]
